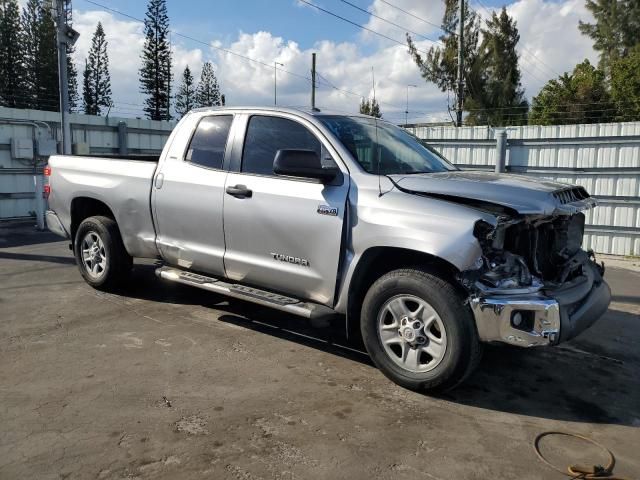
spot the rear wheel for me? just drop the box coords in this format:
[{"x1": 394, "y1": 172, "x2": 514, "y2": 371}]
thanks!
[
  {"x1": 74, "y1": 216, "x2": 132, "y2": 290},
  {"x1": 361, "y1": 268, "x2": 482, "y2": 392}
]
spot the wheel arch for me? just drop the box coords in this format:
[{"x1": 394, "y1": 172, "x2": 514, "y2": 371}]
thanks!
[
  {"x1": 344, "y1": 246, "x2": 464, "y2": 340},
  {"x1": 70, "y1": 196, "x2": 116, "y2": 243}
]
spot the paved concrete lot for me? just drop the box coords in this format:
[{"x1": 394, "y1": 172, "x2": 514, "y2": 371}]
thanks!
[{"x1": 1, "y1": 222, "x2": 639, "y2": 479}]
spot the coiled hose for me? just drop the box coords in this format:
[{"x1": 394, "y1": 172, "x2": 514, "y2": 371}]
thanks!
[{"x1": 534, "y1": 431, "x2": 632, "y2": 479}]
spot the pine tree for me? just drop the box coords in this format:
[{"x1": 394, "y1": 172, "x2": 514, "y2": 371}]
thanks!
[
  {"x1": 64, "y1": 0, "x2": 79, "y2": 111},
  {"x1": 578, "y1": 0, "x2": 640, "y2": 76},
  {"x1": 407, "y1": 0, "x2": 482, "y2": 118},
  {"x1": 82, "y1": 59, "x2": 93, "y2": 114},
  {"x1": 34, "y1": 1, "x2": 59, "y2": 112},
  {"x1": 0, "y1": 0, "x2": 28, "y2": 108},
  {"x1": 83, "y1": 22, "x2": 112, "y2": 115},
  {"x1": 20, "y1": 0, "x2": 40, "y2": 108},
  {"x1": 20, "y1": 0, "x2": 59, "y2": 111},
  {"x1": 470, "y1": 7, "x2": 528, "y2": 126},
  {"x1": 359, "y1": 98, "x2": 382, "y2": 118},
  {"x1": 139, "y1": 0, "x2": 172, "y2": 120},
  {"x1": 175, "y1": 65, "x2": 195, "y2": 118},
  {"x1": 196, "y1": 62, "x2": 223, "y2": 107}
]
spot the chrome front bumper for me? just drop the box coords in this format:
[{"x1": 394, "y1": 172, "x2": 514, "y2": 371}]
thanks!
[{"x1": 469, "y1": 261, "x2": 611, "y2": 347}]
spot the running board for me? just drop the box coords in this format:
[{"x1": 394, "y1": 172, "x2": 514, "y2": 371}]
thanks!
[{"x1": 155, "y1": 266, "x2": 336, "y2": 319}]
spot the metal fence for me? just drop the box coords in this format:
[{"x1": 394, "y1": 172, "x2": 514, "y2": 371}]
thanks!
[
  {"x1": 406, "y1": 122, "x2": 640, "y2": 256},
  {"x1": 0, "y1": 106, "x2": 174, "y2": 221},
  {"x1": 2, "y1": 107, "x2": 639, "y2": 256}
]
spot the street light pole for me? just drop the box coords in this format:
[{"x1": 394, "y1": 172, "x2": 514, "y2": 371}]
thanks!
[
  {"x1": 274, "y1": 61, "x2": 284, "y2": 105},
  {"x1": 405, "y1": 84, "x2": 416, "y2": 127}
]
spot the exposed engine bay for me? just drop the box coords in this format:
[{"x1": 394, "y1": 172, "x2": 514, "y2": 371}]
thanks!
[{"x1": 461, "y1": 211, "x2": 604, "y2": 295}]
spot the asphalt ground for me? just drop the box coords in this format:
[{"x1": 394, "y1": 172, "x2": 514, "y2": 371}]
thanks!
[{"x1": 1, "y1": 222, "x2": 639, "y2": 479}]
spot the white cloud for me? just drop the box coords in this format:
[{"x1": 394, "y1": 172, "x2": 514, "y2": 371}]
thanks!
[{"x1": 66, "y1": 0, "x2": 598, "y2": 123}]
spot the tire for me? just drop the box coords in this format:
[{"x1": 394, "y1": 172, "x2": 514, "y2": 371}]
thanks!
[
  {"x1": 360, "y1": 268, "x2": 482, "y2": 392},
  {"x1": 74, "y1": 215, "x2": 132, "y2": 290}
]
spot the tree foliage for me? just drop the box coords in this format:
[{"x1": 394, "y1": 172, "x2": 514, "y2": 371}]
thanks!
[
  {"x1": 578, "y1": 0, "x2": 640, "y2": 76},
  {"x1": 0, "y1": 0, "x2": 27, "y2": 108},
  {"x1": 610, "y1": 44, "x2": 640, "y2": 121},
  {"x1": 83, "y1": 22, "x2": 112, "y2": 115},
  {"x1": 175, "y1": 65, "x2": 195, "y2": 118},
  {"x1": 196, "y1": 62, "x2": 223, "y2": 108},
  {"x1": 407, "y1": 0, "x2": 482, "y2": 118},
  {"x1": 139, "y1": 0, "x2": 172, "y2": 120},
  {"x1": 469, "y1": 7, "x2": 528, "y2": 126},
  {"x1": 64, "y1": 0, "x2": 79, "y2": 111},
  {"x1": 529, "y1": 60, "x2": 615, "y2": 125},
  {"x1": 359, "y1": 98, "x2": 382, "y2": 118}
]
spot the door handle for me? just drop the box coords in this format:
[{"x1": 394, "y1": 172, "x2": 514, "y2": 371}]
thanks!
[
  {"x1": 154, "y1": 173, "x2": 164, "y2": 189},
  {"x1": 226, "y1": 184, "x2": 253, "y2": 198}
]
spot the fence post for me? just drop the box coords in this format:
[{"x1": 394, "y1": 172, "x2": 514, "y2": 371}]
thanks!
[
  {"x1": 495, "y1": 129, "x2": 507, "y2": 173},
  {"x1": 117, "y1": 121, "x2": 128, "y2": 155}
]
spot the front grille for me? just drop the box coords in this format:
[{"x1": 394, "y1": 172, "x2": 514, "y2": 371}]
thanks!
[{"x1": 553, "y1": 186, "x2": 590, "y2": 204}]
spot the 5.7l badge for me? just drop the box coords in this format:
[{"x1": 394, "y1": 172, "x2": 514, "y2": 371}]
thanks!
[{"x1": 317, "y1": 205, "x2": 338, "y2": 216}]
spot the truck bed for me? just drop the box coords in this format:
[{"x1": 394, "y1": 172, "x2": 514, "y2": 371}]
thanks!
[{"x1": 47, "y1": 155, "x2": 160, "y2": 258}]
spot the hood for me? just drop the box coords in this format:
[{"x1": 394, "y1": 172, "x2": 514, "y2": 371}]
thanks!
[{"x1": 389, "y1": 171, "x2": 597, "y2": 216}]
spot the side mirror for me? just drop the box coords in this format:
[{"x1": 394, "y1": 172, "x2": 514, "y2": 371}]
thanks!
[{"x1": 273, "y1": 149, "x2": 339, "y2": 182}]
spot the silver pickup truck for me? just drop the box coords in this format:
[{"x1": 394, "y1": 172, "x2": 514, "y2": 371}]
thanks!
[{"x1": 46, "y1": 107, "x2": 611, "y2": 391}]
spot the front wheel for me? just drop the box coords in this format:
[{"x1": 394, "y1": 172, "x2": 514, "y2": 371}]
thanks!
[
  {"x1": 361, "y1": 268, "x2": 482, "y2": 392},
  {"x1": 74, "y1": 216, "x2": 132, "y2": 290}
]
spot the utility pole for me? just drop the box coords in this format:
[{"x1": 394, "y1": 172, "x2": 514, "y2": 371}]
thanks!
[
  {"x1": 274, "y1": 61, "x2": 284, "y2": 105},
  {"x1": 311, "y1": 53, "x2": 317, "y2": 110},
  {"x1": 456, "y1": 0, "x2": 465, "y2": 127},
  {"x1": 405, "y1": 84, "x2": 416, "y2": 126},
  {"x1": 55, "y1": 0, "x2": 72, "y2": 154}
]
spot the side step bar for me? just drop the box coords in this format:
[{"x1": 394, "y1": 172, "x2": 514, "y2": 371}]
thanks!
[{"x1": 155, "y1": 266, "x2": 336, "y2": 319}]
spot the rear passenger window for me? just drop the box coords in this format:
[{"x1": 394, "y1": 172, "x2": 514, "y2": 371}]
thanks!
[
  {"x1": 242, "y1": 115, "x2": 321, "y2": 176},
  {"x1": 185, "y1": 115, "x2": 233, "y2": 169}
]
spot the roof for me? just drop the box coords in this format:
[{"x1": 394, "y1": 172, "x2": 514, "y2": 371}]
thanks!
[{"x1": 189, "y1": 105, "x2": 372, "y2": 119}]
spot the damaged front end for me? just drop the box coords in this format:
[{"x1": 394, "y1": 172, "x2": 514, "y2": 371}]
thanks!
[{"x1": 462, "y1": 208, "x2": 611, "y2": 347}]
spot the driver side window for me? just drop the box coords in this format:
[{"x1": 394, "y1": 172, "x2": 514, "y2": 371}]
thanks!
[{"x1": 241, "y1": 115, "x2": 322, "y2": 176}]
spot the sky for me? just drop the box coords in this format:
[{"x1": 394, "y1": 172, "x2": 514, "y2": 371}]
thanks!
[{"x1": 63, "y1": 0, "x2": 598, "y2": 122}]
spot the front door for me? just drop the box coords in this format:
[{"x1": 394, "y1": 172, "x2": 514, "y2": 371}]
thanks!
[
  {"x1": 223, "y1": 114, "x2": 349, "y2": 305},
  {"x1": 152, "y1": 114, "x2": 234, "y2": 275}
]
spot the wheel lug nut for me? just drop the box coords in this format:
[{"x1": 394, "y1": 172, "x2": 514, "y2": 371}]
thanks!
[
  {"x1": 417, "y1": 337, "x2": 426, "y2": 344},
  {"x1": 413, "y1": 321, "x2": 421, "y2": 329}
]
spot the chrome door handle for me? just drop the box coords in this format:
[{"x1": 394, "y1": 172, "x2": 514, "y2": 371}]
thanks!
[
  {"x1": 226, "y1": 184, "x2": 252, "y2": 199},
  {"x1": 154, "y1": 173, "x2": 164, "y2": 189}
]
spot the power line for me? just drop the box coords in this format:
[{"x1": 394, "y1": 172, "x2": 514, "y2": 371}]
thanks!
[
  {"x1": 296, "y1": 0, "x2": 430, "y2": 56},
  {"x1": 377, "y1": 0, "x2": 453, "y2": 35},
  {"x1": 83, "y1": 0, "x2": 315, "y2": 86},
  {"x1": 82, "y1": 0, "x2": 415, "y2": 115},
  {"x1": 338, "y1": 0, "x2": 441, "y2": 45}
]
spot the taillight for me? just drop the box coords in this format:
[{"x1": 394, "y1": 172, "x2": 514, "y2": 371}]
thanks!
[
  {"x1": 43, "y1": 184, "x2": 51, "y2": 199},
  {"x1": 44, "y1": 165, "x2": 51, "y2": 176}
]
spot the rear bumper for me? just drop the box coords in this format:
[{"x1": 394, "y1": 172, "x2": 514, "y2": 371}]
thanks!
[
  {"x1": 469, "y1": 260, "x2": 611, "y2": 347},
  {"x1": 46, "y1": 210, "x2": 69, "y2": 239}
]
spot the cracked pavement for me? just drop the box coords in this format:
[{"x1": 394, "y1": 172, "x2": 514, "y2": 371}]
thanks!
[{"x1": 1, "y1": 222, "x2": 639, "y2": 479}]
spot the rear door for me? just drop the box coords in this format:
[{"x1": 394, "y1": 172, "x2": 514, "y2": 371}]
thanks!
[
  {"x1": 152, "y1": 113, "x2": 235, "y2": 275},
  {"x1": 223, "y1": 113, "x2": 349, "y2": 305}
]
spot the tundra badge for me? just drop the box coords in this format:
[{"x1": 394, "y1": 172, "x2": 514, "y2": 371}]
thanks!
[
  {"x1": 317, "y1": 205, "x2": 338, "y2": 216},
  {"x1": 270, "y1": 253, "x2": 310, "y2": 267}
]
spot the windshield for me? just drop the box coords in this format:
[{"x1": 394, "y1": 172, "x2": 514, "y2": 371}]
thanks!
[{"x1": 319, "y1": 115, "x2": 457, "y2": 175}]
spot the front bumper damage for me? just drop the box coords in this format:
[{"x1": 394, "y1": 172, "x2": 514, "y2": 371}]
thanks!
[
  {"x1": 469, "y1": 258, "x2": 611, "y2": 346},
  {"x1": 462, "y1": 205, "x2": 611, "y2": 347}
]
